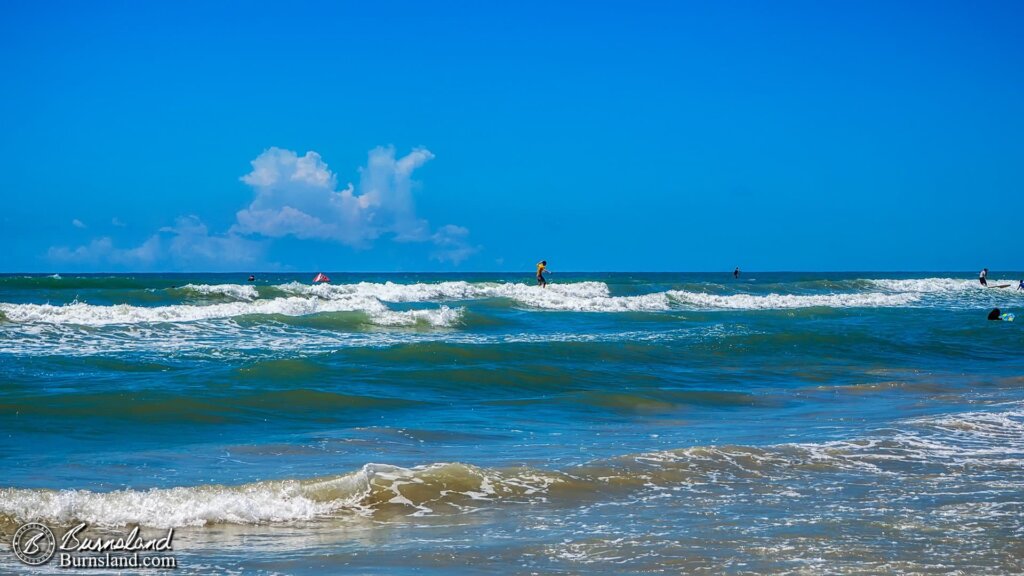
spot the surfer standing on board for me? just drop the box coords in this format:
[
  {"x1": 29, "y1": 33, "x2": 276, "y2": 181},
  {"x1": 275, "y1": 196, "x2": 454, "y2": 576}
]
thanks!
[
  {"x1": 536, "y1": 260, "x2": 548, "y2": 288},
  {"x1": 979, "y1": 268, "x2": 988, "y2": 287}
]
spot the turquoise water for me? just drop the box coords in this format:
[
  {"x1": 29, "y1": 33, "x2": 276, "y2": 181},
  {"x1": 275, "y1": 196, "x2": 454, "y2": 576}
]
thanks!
[{"x1": 1, "y1": 272, "x2": 1023, "y2": 574}]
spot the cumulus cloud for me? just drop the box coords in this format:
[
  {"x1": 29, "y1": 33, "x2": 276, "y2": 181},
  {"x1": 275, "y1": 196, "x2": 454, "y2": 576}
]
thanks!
[
  {"x1": 111, "y1": 217, "x2": 127, "y2": 227},
  {"x1": 430, "y1": 224, "x2": 480, "y2": 264},
  {"x1": 360, "y1": 146, "x2": 434, "y2": 242},
  {"x1": 47, "y1": 145, "x2": 476, "y2": 269},
  {"x1": 48, "y1": 216, "x2": 262, "y2": 269},
  {"x1": 49, "y1": 236, "x2": 160, "y2": 266},
  {"x1": 161, "y1": 215, "x2": 264, "y2": 267},
  {"x1": 232, "y1": 146, "x2": 475, "y2": 260},
  {"x1": 72, "y1": 219, "x2": 86, "y2": 229}
]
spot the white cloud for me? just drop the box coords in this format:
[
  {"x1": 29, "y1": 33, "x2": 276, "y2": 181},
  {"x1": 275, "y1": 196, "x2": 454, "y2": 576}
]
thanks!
[
  {"x1": 360, "y1": 146, "x2": 434, "y2": 242},
  {"x1": 161, "y1": 215, "x2": 263, "y2": 267},
  {"x1": 233, "y1": 148, "x2": 371, "y2": 245},
  {"x1": 430, "y1": 224, "x2": 480, "y2": 264},
  {"x1": 48, "y1": 216, "x2": 262, "y2": 269},
  {"x1": 233, "y1": 146, "x2": 466, "y2": 255},
  {"x1": 49, "y1": 236, "x2": 160, "y2": 266},
  {"x1": 47, "y1": 145, "x2": 477, "y2": 269},
  {"x1": 72, "y1": 219, "x2": 86, "y2": 229}
]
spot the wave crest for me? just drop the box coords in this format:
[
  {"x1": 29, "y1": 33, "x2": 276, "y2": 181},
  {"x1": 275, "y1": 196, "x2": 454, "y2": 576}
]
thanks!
[
  {"x1": 667, "y1": 290, "x2": 920, "y2": 309},
  {"x1": 2, "y1": 403, "x2": 1020, "y2": 528},
  {"x1": 0, "y1": 463, "x2": 562, "y2": 528},
  {"x1": 175, "y1": 283, "x2": 259, "y2": 301},
  {"x1": 2, "y1": 277, "x2": 1010, "y2": 328},
  {"x1": 0, "y1": 297, "x2": 461, "y2": 328}
]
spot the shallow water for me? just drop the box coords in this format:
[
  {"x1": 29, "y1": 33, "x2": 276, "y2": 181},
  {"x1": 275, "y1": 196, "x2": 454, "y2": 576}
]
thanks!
[{"x1": 1, "y1": 272, "x2": 1022, "y2": 574}]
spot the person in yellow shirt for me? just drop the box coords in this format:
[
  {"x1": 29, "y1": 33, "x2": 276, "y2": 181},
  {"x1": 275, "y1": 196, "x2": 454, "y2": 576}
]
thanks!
[{"x1": 536, "y1": 260, "x2": 548, "y2": 287}]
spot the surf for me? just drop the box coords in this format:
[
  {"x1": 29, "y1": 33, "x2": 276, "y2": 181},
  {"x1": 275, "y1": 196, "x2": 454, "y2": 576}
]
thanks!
[
  {"x1": 2, "y1": 401, "x2": 1020, "y2": 529},
  {"x1": 0, "y1": 297, "x2": 462, "y2": 327}
]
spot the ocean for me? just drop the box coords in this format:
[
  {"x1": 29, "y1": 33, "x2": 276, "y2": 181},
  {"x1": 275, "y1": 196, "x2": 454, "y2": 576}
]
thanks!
[{"x1": 0, "y1": 272, "x2": 1022, "y2": 574}]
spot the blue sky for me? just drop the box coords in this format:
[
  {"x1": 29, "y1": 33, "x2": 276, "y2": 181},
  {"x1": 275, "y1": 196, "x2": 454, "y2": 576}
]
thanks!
[{"x1": 2, "y1": 0, "x2": 1022, "y2": 272}]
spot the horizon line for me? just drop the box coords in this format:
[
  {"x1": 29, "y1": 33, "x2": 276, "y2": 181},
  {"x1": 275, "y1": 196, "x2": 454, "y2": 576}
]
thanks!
[{"x1": 0, "y1": 270, "x2": 1008, "y2": 275}]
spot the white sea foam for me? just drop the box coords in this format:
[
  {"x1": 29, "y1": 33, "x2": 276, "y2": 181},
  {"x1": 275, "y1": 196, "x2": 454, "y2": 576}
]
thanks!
[
  {"x1": 622, "y1": 403, "x2": 1024, "y2": 495},
  {"x1": 496, "y1": 285, "x2": 671, "y2": 312},
  {"x1": 786, "y1": 403, "x2": 1024, "y2": 475},
  {"x1": 0, "y1": 296, "x2": 380, "y2": 325},
  {"x1": 666, "y1": 290, "x2": 920, "y2": 309},
  {"x1": 0, "y1": 296, "x2": 462, "y2": 328},
  {"x1": 2, "y1": 404, "x2": 1019, "y2": 528},
  {"x1": 178, "y1": 283, "x2": 260, "y2": 301},
  {"x1": 278, "y1": 280, "x2": 485, "y2": 302},
  {"x1": 295, "y1": 281, "x2": 670, "y2": 312},
  {"x1": 867, "y1": 277, "x2": 1021, "y2": 293},
  {"x1": 0, "y1": 277, "x2": 1004, "y2": 333},
  {"x1": 0, "y1": 322, "x2": 732, "y2": 358},
  {"x1": 273, "y1": 280, "x2": 671, "y2": 312},
  {"x1": 0, "y1": 469, "x2": 373, "y2": 527},
  {"x1": 274, "y1": 280, "x2": 943, "y2": 311},
  {"x1": 277, "y1": 280, "x2": 612, "y2": 303},
  {"x1": 372, "y1": 305, "x2": 463, "y2": 327},
  {"x1": 0, "y1": 482, "x2": 338, "y2": 528},
  {"x1": 906, "y1": 403, "x2": 1024, "y2": 452},
  {"x1": 0, "y1": 463, "x2": 558, "y2": 528}
]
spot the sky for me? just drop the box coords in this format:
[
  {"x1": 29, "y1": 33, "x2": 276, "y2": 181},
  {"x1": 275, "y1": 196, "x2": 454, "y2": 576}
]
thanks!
[{"x1": 1, "y1": 0, "x2": 1022, "y2": 272}]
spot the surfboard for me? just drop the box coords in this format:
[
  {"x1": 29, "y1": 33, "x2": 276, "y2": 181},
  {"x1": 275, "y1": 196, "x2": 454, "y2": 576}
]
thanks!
[{"x1": 992, "y1": 284, "x2": 1011, "y2": 289}]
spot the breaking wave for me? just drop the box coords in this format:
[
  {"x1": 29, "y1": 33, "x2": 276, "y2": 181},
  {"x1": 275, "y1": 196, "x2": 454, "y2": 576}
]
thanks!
[
  {"x1": 0, "y1": 297, "x2": 461, "y2": 328},
  {"x1": 2, "y1": 402, "x2": 1020, "y2": 529},
  {"x1": 869, "y1": 277, "x2": 1024, "y2": 294},
  {"x1": 276, "y1": 281, "x2": 922, "y2": 311},
  {"x1": 275, "y1": 280, "x2": 613, "y2": 304},
  {"x1": 666, "y1": 290, "x2": 920, "y2": 309},
  {"x1": 174, "y1": 283, "x2": 260, "y2": 301},
  {"x1": 0, "y1": 463, "x2": 561, "y2": 528},
  {"x1": 0, "y1": 276, "x2": 1015, "y2": 329}
]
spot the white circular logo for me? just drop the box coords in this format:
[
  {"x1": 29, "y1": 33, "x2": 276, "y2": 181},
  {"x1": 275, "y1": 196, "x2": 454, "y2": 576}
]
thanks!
[{"x1": 12, "y1": 522, "x2": 56, "y2": 566}]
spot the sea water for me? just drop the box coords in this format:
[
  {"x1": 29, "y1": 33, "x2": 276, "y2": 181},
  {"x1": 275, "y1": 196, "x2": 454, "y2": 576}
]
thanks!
[{"x1": 1, "y1": 272, "x2": 1022, "y2": 574}]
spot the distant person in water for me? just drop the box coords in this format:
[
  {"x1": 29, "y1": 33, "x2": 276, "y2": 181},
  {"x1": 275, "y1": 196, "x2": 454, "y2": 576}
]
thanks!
[
  {"x1": 248, "y1": 274, "x2": 255, "y2": 282},
  {"x1": 536, "y1": 260, "x2": 548, "y2": 287},
  {"x1": 979, "y1": 268, "x2": 988, "y2": 287},
  {"x1": 734, "y1": 267, "x2": 740, "y2": 279},
  {"x1": 989, "y1": 308, "x2": 1003, "y2": 321},
  {"x1": 1017, "y1": 280, "x2": 1024, "y2": 291}
]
